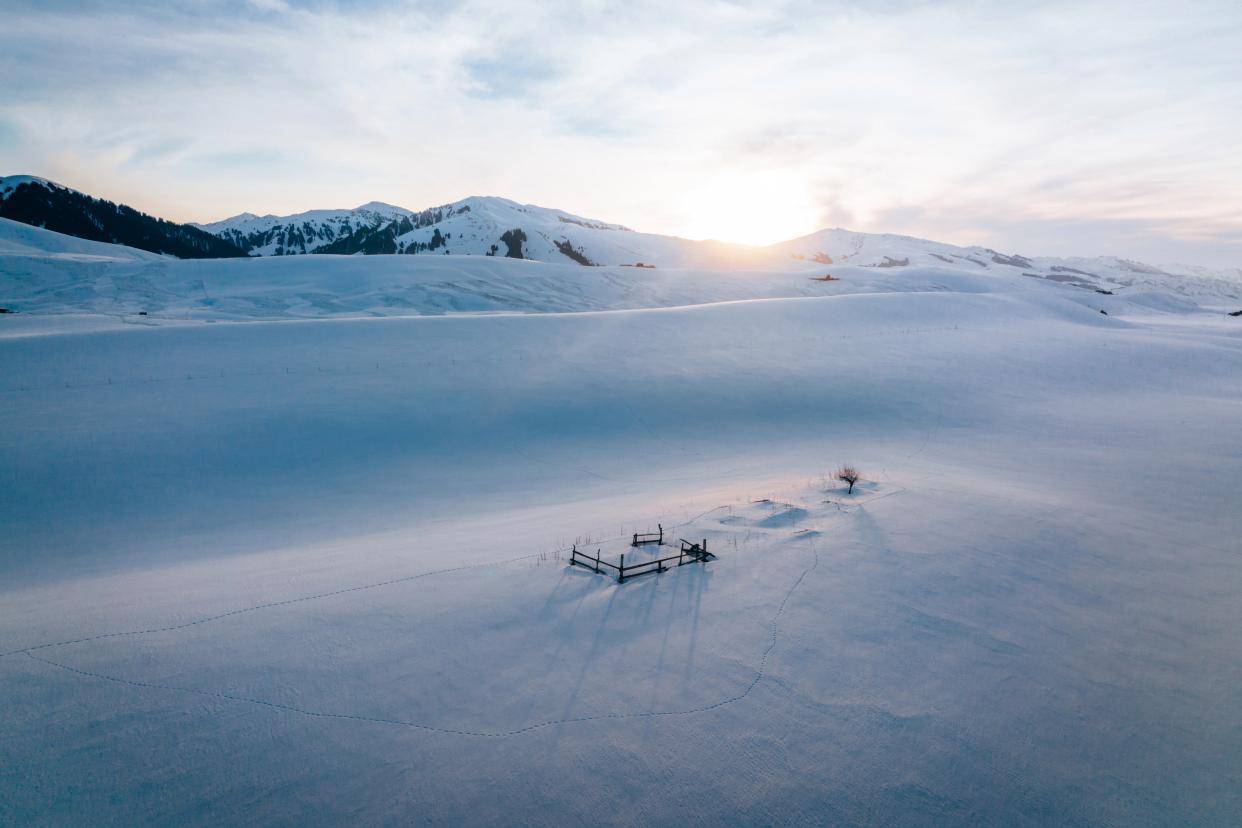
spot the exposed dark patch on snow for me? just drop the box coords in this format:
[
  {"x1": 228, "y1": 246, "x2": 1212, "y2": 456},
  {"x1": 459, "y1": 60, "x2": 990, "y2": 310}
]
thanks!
[{"x1": 991, "y1": 252, "x2": 1032, "y2": 268}]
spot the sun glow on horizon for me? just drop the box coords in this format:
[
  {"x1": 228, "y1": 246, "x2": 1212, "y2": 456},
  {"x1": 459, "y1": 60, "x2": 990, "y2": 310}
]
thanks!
[{"x1": 671, "y1": 172, "x2": 823, "y2": 247}]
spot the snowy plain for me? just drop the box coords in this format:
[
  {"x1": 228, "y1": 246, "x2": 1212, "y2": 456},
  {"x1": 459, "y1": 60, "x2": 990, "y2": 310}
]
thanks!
[{"x1": 2, "y1": 220, "x2": 1241, "y2": 825}]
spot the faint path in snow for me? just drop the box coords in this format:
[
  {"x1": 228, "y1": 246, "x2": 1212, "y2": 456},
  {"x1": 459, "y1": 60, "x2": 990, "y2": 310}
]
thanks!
[
  {"x1": 0, "y1": 553, "x2": 545, "y2": 659},
  {"x1": 906, "y1": 394, "x2": 945, "y2": 459},
  {"x1": 20, "y1": 541, "x2": 822, "y2": 738}
]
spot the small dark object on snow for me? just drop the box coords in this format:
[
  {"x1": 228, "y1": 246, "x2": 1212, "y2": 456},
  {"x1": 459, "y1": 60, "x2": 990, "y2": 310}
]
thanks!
[
  {"x1": 1229, "y1": 310, "x2": 1242, "y2": 317},
  {"x1": 1099, "y1": 309, "x2": 1108, "y2": 315},
  {"x1": 869, "y1": 256, "x2": 909, "y2": 268},
  {"x1": 1095, "y1": 289, "x2": 1114, "y2": 295},
  {"x1": 137, "y1": 311, "x2": 148, "y2": 316},
  {"x1": 991, "y1": 252, "x2": 1033, "y2": 268},
  {"x1": 811, "y1": 273, "x2": 839, "y2": 282},
  {"x1": 0, "y1": 307, "x2": 12, "y2": 314},
  {"x1": 554, "y1": 239, "x2": 596, "y2": 266}
]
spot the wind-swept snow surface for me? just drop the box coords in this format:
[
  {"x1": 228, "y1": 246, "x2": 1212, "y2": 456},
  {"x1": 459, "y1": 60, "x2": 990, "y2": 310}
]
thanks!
[{"x1": 1, "y1": 226, "x2": 1241, "y2": 825}]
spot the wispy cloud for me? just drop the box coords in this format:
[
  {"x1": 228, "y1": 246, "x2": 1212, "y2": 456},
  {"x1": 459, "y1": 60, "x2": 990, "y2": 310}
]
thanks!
[{"x1": 1, "y1": 0, "x2": 1239, "y2": 265}]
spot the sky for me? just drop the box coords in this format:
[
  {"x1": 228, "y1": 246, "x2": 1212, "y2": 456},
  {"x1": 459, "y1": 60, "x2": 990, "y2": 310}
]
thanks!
[{"x1": 1, "y1": 0, "x2": 1240, "y2": 267}]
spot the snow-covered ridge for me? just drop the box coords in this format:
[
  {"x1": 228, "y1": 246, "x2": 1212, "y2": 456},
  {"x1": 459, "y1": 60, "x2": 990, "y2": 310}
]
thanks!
[
  {"x1": 193, "y1": 201, "x2": 416, "y2": 256},
  {"x1": 0, "y1": 174, "x2": 69, "y2": 200},
  {"x1": 771, "y1": 227, "x2": 1242, "y2": 298},
  {"x1": 198, "y1": 203, "x2": 413, "y2": 235}
]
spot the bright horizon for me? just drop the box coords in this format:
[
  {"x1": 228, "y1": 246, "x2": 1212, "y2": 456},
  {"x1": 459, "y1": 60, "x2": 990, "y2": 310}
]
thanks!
[{"x1": 2, "y1": 1, "x2": 1240, "y2": 265}]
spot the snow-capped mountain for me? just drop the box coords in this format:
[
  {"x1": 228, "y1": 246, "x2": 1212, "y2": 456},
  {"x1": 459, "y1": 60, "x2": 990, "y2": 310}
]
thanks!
[
  {"x1": 195, "y1": 201, "x2": 416, "y2": 256},
  {"x1": 193, "y1": 195, "x2": 732, "y2": 267},
  {"x1": 0, "y1": 174, "x2": 54, "y2": 198},
  {"x1": 0, "y1": 175, "x2": 247, "y2": 259}
]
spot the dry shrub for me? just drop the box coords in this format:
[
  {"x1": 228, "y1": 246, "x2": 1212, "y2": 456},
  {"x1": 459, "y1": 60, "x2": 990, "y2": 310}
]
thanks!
[{"x1": 836, "y1": 465, "x2": 860, "y2": 494}]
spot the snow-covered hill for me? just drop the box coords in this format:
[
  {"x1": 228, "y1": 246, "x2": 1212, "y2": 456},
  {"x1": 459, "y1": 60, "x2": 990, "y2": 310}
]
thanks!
[
  {"x1": 773, "y1": 227, "x2": 1242, "y2": 300},
  {"x1": 0, "y1": 215, "x2": 161, "y2": 262}
]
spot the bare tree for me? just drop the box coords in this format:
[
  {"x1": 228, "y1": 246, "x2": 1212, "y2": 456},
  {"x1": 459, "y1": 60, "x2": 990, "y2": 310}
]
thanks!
[{"x1": 836, "y1": 465, "x2": 860, "y2": 494}]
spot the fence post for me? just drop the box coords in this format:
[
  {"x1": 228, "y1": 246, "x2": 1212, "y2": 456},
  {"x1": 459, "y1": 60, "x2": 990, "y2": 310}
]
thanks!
[
  {"x1": 658, "y1": 523, "x2": 663, "y2": 545},
  {"x1": 619, "y1": 553, "x2": 625, "y2": 583},
  {"x1": 595, "y1": 550, "x2": 601, "y2": 574}
]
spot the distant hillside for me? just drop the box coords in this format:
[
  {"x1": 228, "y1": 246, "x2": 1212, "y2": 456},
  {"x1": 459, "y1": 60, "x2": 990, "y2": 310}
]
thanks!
[{"x1": 0, "y1": 176, "x2": 248, "y2": 259}]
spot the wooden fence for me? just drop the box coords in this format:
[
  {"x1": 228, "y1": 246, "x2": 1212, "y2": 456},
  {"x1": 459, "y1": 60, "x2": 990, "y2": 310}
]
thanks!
[
  {"x1": 570, "y1": 537, "x2": 713, "y2": 583},
  {"x1": 631, "y1": 524, "x2": 663, "y2": 547}
]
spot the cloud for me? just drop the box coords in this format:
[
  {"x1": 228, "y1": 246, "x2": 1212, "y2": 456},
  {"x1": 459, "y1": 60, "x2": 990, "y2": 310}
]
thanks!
[
  {"x1": 0, "y1": 0, "x2": 1239, "y2": 265},
  {"x1": 247, "y1": 0, "x2": 291, "y2": 11},
  {"x1": 463, "y1": 50, "x2": 563, "y2": 101}
]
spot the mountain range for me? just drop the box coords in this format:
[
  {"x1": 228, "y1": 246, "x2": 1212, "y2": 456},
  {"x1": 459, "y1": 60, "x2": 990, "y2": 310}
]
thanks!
[{"x1": 2, "y1": 175, "x2": 1238, "y2": 295}]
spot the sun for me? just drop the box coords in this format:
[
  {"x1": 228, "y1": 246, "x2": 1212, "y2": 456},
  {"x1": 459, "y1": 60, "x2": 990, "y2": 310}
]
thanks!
[{"x1": 674, "y1": 171, "x2": 820, "y2": 246}]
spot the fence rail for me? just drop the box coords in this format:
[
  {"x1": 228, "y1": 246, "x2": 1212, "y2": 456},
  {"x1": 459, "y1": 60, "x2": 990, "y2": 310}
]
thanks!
[
  {"x1": 631, "y1": 524, "x2": 663, "y2": 547},
  {"x1": 570, "y1": 537, "x2": 713, "y2": 583}
]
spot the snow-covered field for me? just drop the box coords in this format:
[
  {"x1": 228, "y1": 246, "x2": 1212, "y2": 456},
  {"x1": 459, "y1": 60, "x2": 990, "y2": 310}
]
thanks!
[{"x1": 2, "y1": 220, "x2": 1241, "y2": 824}]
